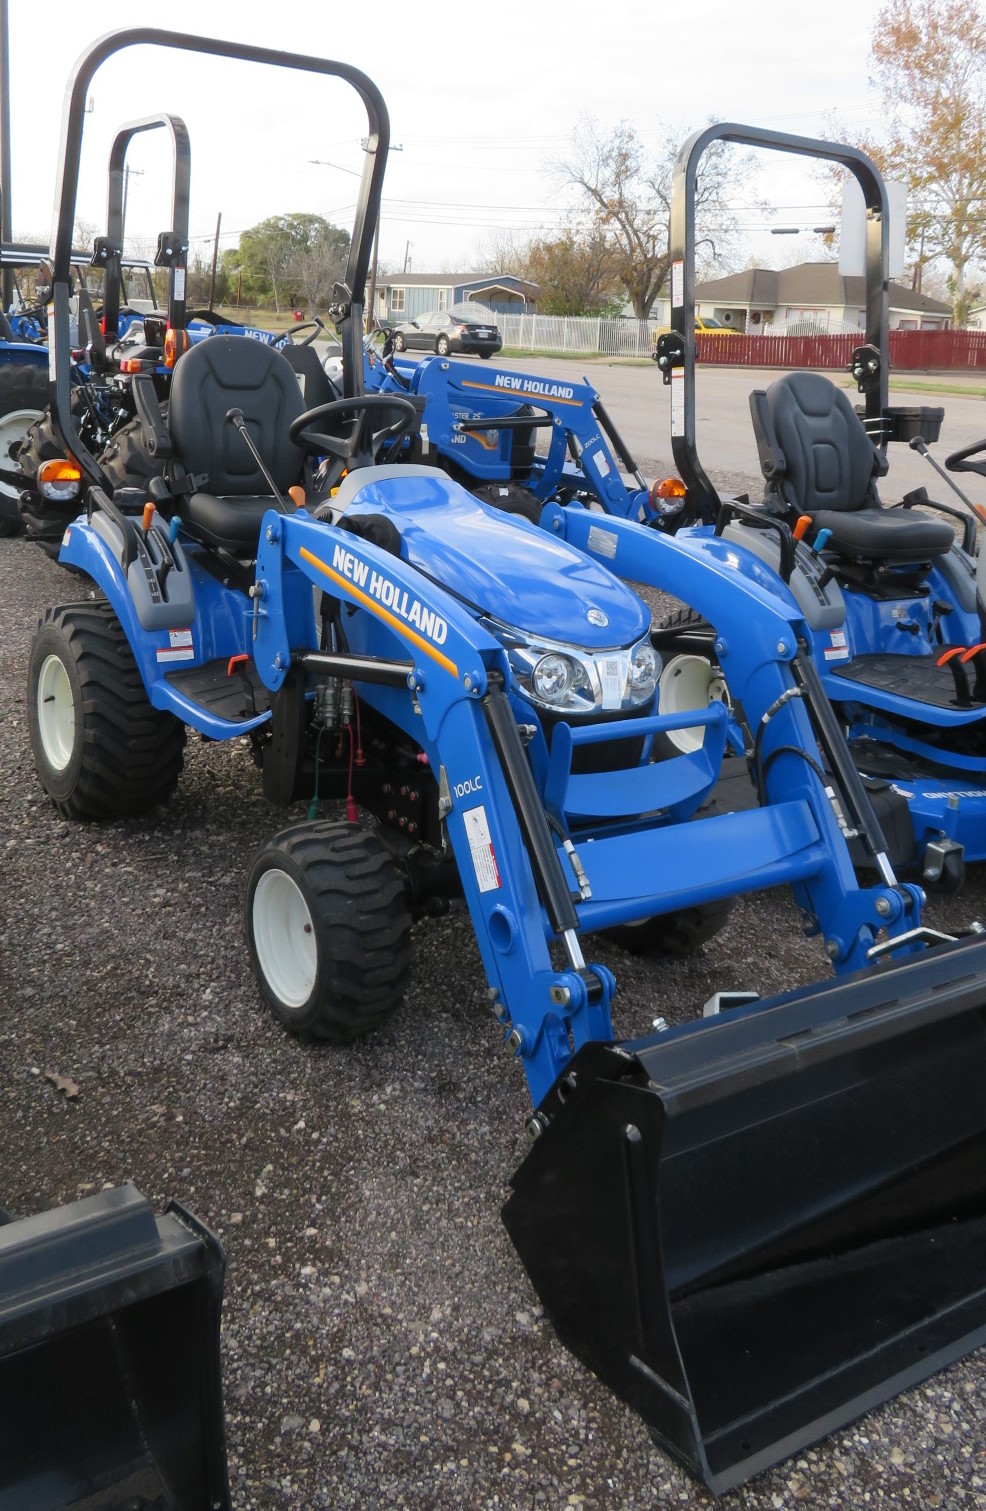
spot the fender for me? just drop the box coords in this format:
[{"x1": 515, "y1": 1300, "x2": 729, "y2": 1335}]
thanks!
[{"x1": 58, "y1": 514, "x2": 269, "y2": 736}]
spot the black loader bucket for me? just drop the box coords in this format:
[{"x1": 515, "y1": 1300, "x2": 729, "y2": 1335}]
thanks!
[
  {"x1": 503, "y1": 937, "x2": 986, "y2": 1496},
  {"x1": 0, "y1": 1182, "x2": 230, "y2": 1510}
]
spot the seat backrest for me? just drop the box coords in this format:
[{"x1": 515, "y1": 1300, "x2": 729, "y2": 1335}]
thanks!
[
  {"x1": 169, "y1": 335, "x2": 306, "y2": 495},
  {"x1": 761, "y1": 371, "x2": 884, "y2": 515},
  {"x1": 279, "y1": 342, "x2": 341, "y2": 410}
]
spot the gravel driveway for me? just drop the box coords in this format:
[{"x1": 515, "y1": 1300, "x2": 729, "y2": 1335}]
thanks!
[{"x1": 2, "y1": 527, "x2": 984, "y2": 1510}]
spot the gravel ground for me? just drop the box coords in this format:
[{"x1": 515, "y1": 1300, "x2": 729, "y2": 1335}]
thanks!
[{"x1": 2, "y1": 511, "x2": 985, "y2": 1510}]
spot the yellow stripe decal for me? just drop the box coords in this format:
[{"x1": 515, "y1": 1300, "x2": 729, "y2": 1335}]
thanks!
[
  {"x1": 459, "y1": 378, "x2": 584, "y2": 407},
  {"x1": 299, "y1": 546, "x2": 460, "y2": 679}
]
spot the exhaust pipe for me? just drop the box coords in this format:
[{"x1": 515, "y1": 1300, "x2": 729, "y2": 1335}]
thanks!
[{"x1": 503, "y1": 936, "x2": 986, "y2": 1494}]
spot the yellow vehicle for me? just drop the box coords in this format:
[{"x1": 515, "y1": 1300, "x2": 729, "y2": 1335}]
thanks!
[{"x1": 651, "y1": 314, "x2": 740, "y2": 357}]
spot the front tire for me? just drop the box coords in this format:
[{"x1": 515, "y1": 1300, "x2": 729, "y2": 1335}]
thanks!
[
  {"x1": 28, "y1": 602, "x2": 186, "y2": 819},
  {"x1": 653, "y1": 607, "x2": 734, "y2": 755},
  {"x1": 604, "y1": 897, "x2": 733, "y2": 958},
  {"x1": 246, "y1": 821, "x2": 412, "y2": 1042}
]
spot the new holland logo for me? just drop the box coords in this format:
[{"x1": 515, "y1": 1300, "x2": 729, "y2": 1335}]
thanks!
[
  {"x1": 492, "y1": 374, "x2": 575, "y2": 401},
  {"x1": 299, "y1": 542, "x2": 458, "y2": 679}
]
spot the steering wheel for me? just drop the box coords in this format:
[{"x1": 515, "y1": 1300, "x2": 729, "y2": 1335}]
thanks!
[
  {"x1": 282, "y1": 316, "x2": 326, "y2": 347},
  {"x1": 946, "y1": 437, "x2": 986, "y2": 479},
  {"x1": 288, "y1": 393, "x2": 419, "y2": 471}
]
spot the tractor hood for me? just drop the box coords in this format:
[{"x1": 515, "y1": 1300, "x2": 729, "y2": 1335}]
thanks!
[{"x1": 342, "y1": 470, "x2": 650, "y2": 648}]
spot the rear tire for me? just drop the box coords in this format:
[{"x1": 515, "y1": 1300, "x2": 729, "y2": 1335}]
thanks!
[
  {"x1": 393, "y1": 332, "x2": 406, "y2": 353},
  {"x1": 28, "y1": 602, "x2": 186, "y2": 820},
  {"x1": 246, "y1": 821, "x2": 412, "y2": 1042},
  {"x1": 436, "y1": 335, "x2": 450, "y2": 356},
  {"x1": 0, "y1": 363, "x2": 48, "y2": 530}
]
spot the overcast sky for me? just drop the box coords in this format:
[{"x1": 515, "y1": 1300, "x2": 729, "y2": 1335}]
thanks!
[{"x1": 8, "y1": 0, "x2": 895, "y2": 276}]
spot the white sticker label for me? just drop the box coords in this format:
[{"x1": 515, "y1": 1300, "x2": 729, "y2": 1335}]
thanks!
[
  {"x1": 671, "y1": 260, "x2": 684, "y2": 308},
  {"x1": 169, "y1": 628, "x2": 193, "y2": 648},
  {"x1": 601, "y1": 654, "x2": 628, "y2": 709},
  {"x1": 155, "y1": 646, "x2": 195, "y2": 664},
  {"x1": 670, "y1": 367, "x2": 685, "y2": 438},
  {"x1": 174, "y1": 268, "x2": 186, "y2": 300},
  {"x1": 593, "y1": 448, "x2": 611, "y2": 478},
  {"x1": 464, "y1": 805, "x2": 501, "y2": 893},
  {"x1": 586, "y1": 524, "x2": 618, "y2": 559}
]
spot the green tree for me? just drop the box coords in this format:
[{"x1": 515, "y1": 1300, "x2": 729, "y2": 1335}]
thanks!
[
  {"x1": 554, "y1": 120, "x2": 747, "y2": 319},
  {"x1": 524, "y1": 226, "x2": 620, "y2": 315},
  {"x1": 869, "y1": 0, "x2": 986, "y2": 326},
  {"x1": 225, "y1": 213, "x2": 350, "y2": 313}
]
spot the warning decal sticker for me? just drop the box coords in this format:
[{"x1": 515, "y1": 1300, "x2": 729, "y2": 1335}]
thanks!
[{"x1": 464, "y1": 805, "x2": 501, "y2": 893}]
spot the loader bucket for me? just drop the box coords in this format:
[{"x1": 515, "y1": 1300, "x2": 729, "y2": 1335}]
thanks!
[
  {"x1": 0, "y1": 1182, "x2": 230, "y2": 1510},
  {"x1": 503, "y1": 937, "x2": 986, "y2": 1496}
]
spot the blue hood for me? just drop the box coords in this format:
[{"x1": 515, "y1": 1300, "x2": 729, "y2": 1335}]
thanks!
[{"x1": 343, "y1": 472, "x2": 649, "y2": 649}]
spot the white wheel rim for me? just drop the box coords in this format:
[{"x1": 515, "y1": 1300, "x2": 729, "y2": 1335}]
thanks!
[
  {"x1": 659, "y1": 653, "x2": 730, "y2": 754},
  {"x1": 36, "y1": 653, "x2": 76, "y2": 771},
  {"x1": 0, "y1": 405, "x2": 43, "y2": 498},
  {"x1": 252, "y1": 867, "x2": 318, "y2": 1008}
]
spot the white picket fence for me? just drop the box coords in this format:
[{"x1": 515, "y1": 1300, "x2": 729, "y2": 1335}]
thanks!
[{"x1": 499, "y1": 314, "x2": 658, "y2": 357}]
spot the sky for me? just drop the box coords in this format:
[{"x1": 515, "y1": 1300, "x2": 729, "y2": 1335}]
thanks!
[{"x1": 5, "y1": 0, "x2": 898, "y2": 279}]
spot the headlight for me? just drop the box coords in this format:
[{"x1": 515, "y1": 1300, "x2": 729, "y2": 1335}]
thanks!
[
  {"x1": 532, "y1": 652, "x2": 588, "y2": 705},
  {"x1": 481, "y1": 618, "x2": 660, "y2": 716},
  {"x1": 631, "y1": 641, "x2": 659, "y2": 692}
]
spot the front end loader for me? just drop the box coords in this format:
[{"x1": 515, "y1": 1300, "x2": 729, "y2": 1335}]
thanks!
[
  {"x1": 23, "y1": 27, "x2": 986, "y2": 1497},
  {"x1": 0, "y1": 1184, "x2": 229, "y2": 1509}
]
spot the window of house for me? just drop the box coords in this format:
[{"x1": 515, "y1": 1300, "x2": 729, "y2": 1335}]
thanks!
[
  {"x1": 391, "y1": 287, "x2": 406, "y2": 312},
  {"x1": 437, "y1": 288, "x2": 448, "y2": 310}
]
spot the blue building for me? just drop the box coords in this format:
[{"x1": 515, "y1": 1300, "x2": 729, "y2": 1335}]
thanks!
[{"x1": 370, "y1": 271, "x2": 537, "y2": 324}]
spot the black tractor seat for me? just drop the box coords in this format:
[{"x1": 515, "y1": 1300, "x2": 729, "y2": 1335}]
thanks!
[
  {"x1": 750, "y1": 371, "x2": 954, "y2": 567},
  {"x1": 167, "y1": 334, "x2": 307, "y2": 553}
]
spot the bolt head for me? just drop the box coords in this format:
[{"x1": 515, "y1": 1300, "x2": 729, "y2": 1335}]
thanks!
[{"x1": 875, "y1": 895, "x2": 892, "y2": 917}]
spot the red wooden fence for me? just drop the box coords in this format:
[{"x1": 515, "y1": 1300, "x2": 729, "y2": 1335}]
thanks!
[{"x1": 696, "y1": 329, "x2": 986, "y2": 371}]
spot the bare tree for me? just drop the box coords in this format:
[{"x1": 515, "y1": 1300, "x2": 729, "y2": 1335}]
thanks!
[
  {"x1": 869, "y1": 0, "x2": 986, "y2": 326},
  {"x1": 552, "y1": 120, "x2": 750, "y2": 319},
  {"x1": 473, "y1": 228, "x2": 528, "y2": 276}
]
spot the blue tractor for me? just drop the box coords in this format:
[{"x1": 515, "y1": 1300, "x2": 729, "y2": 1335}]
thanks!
[
  {"x1": 6, "y1": 111, "x2": 309, "y2": 553},
  {"x1": 24, "y1": 29, "x2": 986, "y2": 1497},
  {"x1": 646, "y1": 122, "x2": 986, "y2": 894}
]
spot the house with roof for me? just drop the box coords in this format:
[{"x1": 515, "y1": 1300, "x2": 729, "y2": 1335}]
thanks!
[
  {"x1": 678, "y1": 262, "x2": 952, "y2": 334},
  {"x1": 370, "y1": 271, "x2": 537, "y2": 325}
]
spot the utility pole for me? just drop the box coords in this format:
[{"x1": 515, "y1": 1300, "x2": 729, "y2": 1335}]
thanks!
[{"x1": 121, "y1": 163, "x2": 145, "y2": 248}]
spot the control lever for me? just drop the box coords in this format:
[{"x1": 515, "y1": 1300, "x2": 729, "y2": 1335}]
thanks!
[{"x1": 225, "y1": 409, "x2": 299, "y2": 513}]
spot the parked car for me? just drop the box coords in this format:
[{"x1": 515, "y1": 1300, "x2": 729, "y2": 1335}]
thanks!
[
  {"x1": 392, "y1": 303, "x2": 501, "y2": 358},
  {"x1": 651, "y1": 313, "x2": 741, "y2": 359}
]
